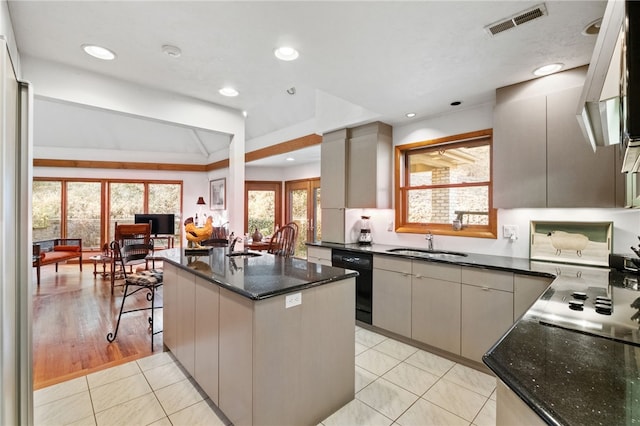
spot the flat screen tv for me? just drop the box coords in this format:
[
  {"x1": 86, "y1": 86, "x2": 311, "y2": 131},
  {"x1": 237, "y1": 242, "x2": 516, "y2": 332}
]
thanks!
[{"x1": 134, "y1": 214, "x2": 175, "y2": 236}]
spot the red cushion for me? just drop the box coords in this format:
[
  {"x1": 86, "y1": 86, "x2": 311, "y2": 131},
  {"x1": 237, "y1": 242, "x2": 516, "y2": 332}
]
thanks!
[{"x1": 54, "y1": 245, "x2": 80, "y2": 252}]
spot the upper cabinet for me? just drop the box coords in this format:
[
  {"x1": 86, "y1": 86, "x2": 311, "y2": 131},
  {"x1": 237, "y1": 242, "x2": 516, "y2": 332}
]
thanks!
[
  {"x1": 494, "y1": 66, "x2": 625, "y2": 208},
  {"x1": 321, "y1": 121, "x2": 392, "y2": 209},
  {"x1": 321, "y1": 128, "x2": 348, "y2": 209}
]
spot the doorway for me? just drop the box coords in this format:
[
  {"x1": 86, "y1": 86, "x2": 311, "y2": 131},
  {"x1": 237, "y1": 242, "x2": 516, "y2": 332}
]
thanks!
[{"x1": 285, "y1": 178, "x2": 321, "y2": 258}]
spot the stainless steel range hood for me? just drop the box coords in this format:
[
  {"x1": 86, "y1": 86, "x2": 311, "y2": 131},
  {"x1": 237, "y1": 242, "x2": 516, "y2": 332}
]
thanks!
[{"x1": 576, "y1": 0, "x2": 625, "y2": 152}]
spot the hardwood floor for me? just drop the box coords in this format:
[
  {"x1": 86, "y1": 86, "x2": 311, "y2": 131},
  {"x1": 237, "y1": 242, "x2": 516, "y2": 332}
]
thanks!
[{"x1": 32, "y1": 262, "x2": 164, "y2": 390}]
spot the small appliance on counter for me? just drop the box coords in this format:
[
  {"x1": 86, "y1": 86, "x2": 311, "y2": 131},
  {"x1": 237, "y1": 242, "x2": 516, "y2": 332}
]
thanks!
[{"x1": 357, "y1": 216, "x2": 372, "y2": 245}]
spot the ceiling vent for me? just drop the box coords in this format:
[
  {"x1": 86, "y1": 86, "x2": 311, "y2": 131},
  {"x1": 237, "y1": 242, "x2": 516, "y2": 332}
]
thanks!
[{"x1": 485, "y1": 3, "x2": 548, "y2": 36}]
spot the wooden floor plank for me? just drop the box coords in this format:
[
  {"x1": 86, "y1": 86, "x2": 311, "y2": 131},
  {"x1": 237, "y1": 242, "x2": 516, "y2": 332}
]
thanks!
[{"x1": 32, "y1": 263, "x2": 164, "y2": 390}]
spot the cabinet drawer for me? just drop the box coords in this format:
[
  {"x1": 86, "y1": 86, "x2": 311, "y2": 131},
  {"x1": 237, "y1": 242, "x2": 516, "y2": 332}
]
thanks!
[
  {"x1": 373, "y1": 255, "x2": 412, "y2": 274},
  {"x1": 461, "y1": 267, "x2": 513, "y2": 292},
  {"x1": 413, "y1": 261, "x2": 461, "y2": 282},
  {"x1": 307, "y1": 246, "x2": 331, "y2": 262}
]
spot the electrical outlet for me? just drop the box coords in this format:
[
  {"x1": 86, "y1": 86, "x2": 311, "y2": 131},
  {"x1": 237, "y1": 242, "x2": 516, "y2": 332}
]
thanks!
[
  {"x1": 503, "y1": 225, "x2": 518, "y2": 239},
  {"x1": 285, "y1": 292, "x2": 302, "y2": 308}
]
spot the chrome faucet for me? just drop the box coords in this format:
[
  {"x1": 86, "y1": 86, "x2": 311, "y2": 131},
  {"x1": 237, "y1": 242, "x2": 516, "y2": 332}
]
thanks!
[
  {"x1": 229, "y1": 236, "x2": 242, "y2": 252},
  {"x1": 425, "y1": 231, "x2": 434, "y2": 251}
]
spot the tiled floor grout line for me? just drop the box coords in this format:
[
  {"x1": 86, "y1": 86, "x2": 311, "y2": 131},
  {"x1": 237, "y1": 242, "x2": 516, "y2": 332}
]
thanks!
[{"x1": 37, "y1": 329, "x2": 496, "y2": 426}]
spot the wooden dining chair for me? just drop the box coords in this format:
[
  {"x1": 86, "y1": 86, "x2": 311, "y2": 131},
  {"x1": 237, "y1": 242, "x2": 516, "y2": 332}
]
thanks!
[
  {"x1": 267, "y1": 224, "x2": 297, "y2": 257},
  {"x1": 111, "y1": 222, "x2": 153, "y2": 294}
]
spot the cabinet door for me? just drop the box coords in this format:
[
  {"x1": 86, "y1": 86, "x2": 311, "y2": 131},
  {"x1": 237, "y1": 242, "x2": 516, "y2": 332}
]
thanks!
[
  {"x1": 194, "y1": 277, "x2": 219, "y2": 404},
  {"x1": 321, "y1": 130, "x2": 347, "y2": 209},
  {"x1": 493, "y1": 96, "x2": 547, "y2": 208},
  {"x1": 176, "y1": 268, "x2": 196, "y2": 376},
  {"x1": 412, "y1": 276, "x2": 461, "y2": 355},
  {"x1": 307, "y1": 246, "x2": 332, "y2": 266},
  {"x1": 162, "y1": 263, "x2": 178, "y2": 352},
  {"x1": 320, "y1": 208, "x2": 345, "y2": 244},
  {"x1": 513, "y1": 274, "x2": 553, "y2": 321},
  {"x1": 547, "y1": 86, "x2": 618, "y2": 207},
  {"x1": 461, "y1": 285, "x2": 513, "y2": 363},
  {"x1": 372, "y1": 268, "x2": 412, "y2": 337}
]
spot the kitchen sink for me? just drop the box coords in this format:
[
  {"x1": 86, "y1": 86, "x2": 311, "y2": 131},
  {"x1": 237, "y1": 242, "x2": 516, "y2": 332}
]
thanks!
[
  {"x1": 226, "y1": 251, "x2": 262, "y2": 258},
  {"x1": 386, "y1": 248, "x2": 468, "y2": 257}
]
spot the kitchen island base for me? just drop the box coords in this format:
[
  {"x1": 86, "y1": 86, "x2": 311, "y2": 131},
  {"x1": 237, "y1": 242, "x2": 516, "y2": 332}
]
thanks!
[{"x1": 163, "y1": 262, "x2": 356, "y2": 426}]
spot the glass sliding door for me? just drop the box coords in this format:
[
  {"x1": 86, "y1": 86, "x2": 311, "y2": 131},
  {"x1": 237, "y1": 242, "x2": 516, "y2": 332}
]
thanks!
[
  {"x1": 285, "y1": 178, "x2": 320, "y2": 259},
  {"x1": 66, "y1": 181, "x2": 102, "y2": 250},
  {"x1": 32, "y1": 180, "x2": 62, "y2": 241},
  {"x1": 108, "y1": 182, "x2": 144, "y2": 242}
]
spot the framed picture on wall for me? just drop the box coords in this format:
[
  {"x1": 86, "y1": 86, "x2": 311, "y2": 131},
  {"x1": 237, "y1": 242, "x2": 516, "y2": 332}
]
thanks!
[
  {"x1": 530, "y1": 221, "x2": 613, "y2": 266},
  {"x1": 209, "y1": 178, "x2": 226, "y2": 210}
]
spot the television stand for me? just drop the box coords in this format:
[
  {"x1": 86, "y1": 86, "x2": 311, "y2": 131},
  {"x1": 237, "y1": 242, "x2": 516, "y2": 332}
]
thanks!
[{"x1": 150, "y1": 235, "x2": 175, "y2": 249}]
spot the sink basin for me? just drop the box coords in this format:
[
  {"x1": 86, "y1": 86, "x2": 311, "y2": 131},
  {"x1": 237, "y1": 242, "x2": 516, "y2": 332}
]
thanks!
[
  {"x1": 226, "y1": 251, "x2": 262, "y2": 258},
  {"x1": 386, "y1": 248, "x2": 468, "y2": 257}
]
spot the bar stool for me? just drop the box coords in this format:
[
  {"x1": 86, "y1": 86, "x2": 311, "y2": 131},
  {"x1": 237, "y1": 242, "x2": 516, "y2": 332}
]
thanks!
[{"x1": 106, "y1": 240, "x2": 163, "y2": 351}]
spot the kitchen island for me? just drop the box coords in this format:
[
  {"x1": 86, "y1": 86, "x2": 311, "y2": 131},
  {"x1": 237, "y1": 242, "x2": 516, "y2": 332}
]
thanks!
[{"x1": 158, "y1": 247, "x2": 358, "y2": 426}]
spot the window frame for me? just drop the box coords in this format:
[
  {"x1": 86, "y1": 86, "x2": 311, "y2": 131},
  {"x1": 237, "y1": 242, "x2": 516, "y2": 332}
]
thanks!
[
  {"x1": 244, "y1": 181, "x2": 283, "y2": 235},
  {"x1": 33, "y1": 177, "x2": 183, "y2": 250},
  {"x1": 394, "y1": 129, "x2": 497, "y2": 239}
]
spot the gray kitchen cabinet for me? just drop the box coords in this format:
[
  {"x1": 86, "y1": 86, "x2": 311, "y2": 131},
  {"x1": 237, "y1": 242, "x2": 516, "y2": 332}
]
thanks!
[
  {"x1": 513, "y1": 274, "x2": 553, "y2": 321},
  {"x1": 320, "y1": 122, "x2": 391, "y2": 243},
  {"x1": 194, "y1": 276, "x2": 219, "y2": 404},
  {"x1": 461, "y1": 267, "x2": 514, "y2": 363},
  {"x1": 493, "y1": 95, "x2": 547, "y2": 208},
  {"x1": 411, "y1": 262, "x2": 462, "y2": 355},
  {"x1": 321, "y1": 129, "x2": 347, "y2": 209},
  {"x1": 307, "y1": 246, "x2": 332, "y2": 266},
  {"x1": 372, "y1": 256, "x2": 412, "y2": 338},
  {"x1": 494, "y1": 66, "x2": 622, "y2": 208},
  {"x1": 496, "y1": 380, "x2": 546, "y2": 426},
  {"x1": 346, "y1": 122, "x2": 392, "y2": 209},
  {"x1": 175, "y1": 267, "x2": 196, "y2": 376},
  {"x1": 162, "y1": 263, "x2": 177, "y2": 352},
  {"x1": 547, "y1": 86, "x2": 619, "y2": 207}
]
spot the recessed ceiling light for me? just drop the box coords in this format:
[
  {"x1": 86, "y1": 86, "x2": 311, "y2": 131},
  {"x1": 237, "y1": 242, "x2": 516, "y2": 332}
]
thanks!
[
  {"x1": 533, "y1": 63, "x2": 564, "y2": 76},
  {"x1": 162, "y1": 44, "x2": 182, "y2": 58},
  {"x1": 82, "y1": 44, "x2": 116, "y2": 60},
  {"x1": 450, "y1": 101, "x2": 462, "y2": 106},
  {"x1": 219, "y1": 87, "x2": 239, "y2": 97},
  {"x1": 242, "y1": 110, "x2": 248, "y2": 117},
  {"x1": 286, "y1": 157, "x2": 295, "y2": 162},
  {"x1": 406, "y1": 112, "x2": 416, "y2": 118},
  {"x1": 274, "y1": 46, "x2": 299, "y2": 61}
]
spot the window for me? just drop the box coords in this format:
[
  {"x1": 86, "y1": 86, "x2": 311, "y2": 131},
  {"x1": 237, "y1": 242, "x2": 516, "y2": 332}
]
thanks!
[
  {"x1": 245, "y1": 181, "x2": 282, "y2": 237},
  {"x1": 395, "y1": 129, "x2": 496, "y2": 238},
  {"x1": 32, "y1": 178, "x2": 182, "y2": 250}
]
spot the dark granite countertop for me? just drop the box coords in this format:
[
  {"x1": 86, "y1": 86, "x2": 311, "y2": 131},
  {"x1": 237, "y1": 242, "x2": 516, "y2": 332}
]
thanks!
[
  {"x1": 157, "y1": 247, "x2": 357, "y2": 300},
  {"x1": 308, "y1": 241, "x2": 556, "y2": 279},
  {"x1": 483, "y1": 267, "x2": 640, "y2": 426}
]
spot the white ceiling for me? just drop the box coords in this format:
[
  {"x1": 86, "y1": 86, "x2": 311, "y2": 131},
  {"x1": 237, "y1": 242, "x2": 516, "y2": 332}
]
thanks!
[{"x1": 7, "y1": 1, "x2": 607, "y2": 166}]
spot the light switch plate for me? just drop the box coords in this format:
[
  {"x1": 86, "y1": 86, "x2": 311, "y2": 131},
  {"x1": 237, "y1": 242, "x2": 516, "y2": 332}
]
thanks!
[
  {"x1": 503, "y1": 225, "x2": 518, "y2": 239},
  {"x1": 285, "y1": 292, "x2": 302, "y2": 308}
]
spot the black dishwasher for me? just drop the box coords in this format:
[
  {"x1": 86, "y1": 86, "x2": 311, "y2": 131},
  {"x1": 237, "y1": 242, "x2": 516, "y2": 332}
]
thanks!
[{"x1": 331, "y1": 249, "x2": 373, "y2": 324}]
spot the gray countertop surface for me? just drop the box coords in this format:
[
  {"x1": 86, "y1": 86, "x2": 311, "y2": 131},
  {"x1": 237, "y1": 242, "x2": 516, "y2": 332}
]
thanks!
[{"x1": 157, "y1": 247, "x2": 357, "y2": 300}]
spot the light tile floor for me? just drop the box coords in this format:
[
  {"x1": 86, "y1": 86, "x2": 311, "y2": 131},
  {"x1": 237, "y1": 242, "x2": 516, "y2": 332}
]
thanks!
[{"x1": 34, "y1": 327, "x2": 496, "y2": 426}]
